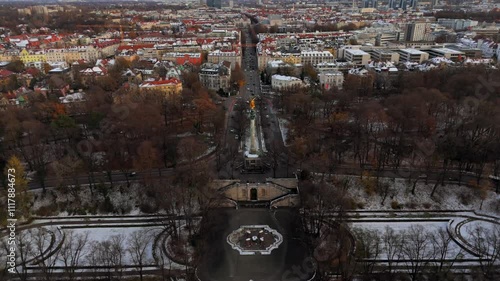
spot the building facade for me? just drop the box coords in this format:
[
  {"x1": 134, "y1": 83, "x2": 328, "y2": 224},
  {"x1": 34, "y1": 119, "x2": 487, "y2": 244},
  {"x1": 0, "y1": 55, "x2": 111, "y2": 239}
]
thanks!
[
  {"x1": 271, "y1": 74, "x2": 303, "y2": 90},
  {"x1": 199, "y1": 62, "x2": 231, "y2": 92},
  {"x1": 319, "y1": 71, "x2": 344, "y2": 90},
  {"x1": 139, "y1": 78, "x2": 183, "y2": 96}
]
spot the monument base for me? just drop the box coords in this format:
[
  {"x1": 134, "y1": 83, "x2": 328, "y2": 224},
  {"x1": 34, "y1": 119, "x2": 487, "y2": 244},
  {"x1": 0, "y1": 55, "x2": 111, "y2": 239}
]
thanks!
[{"x1": 244, "y1": 155, "x2": 263, "y2": 171}]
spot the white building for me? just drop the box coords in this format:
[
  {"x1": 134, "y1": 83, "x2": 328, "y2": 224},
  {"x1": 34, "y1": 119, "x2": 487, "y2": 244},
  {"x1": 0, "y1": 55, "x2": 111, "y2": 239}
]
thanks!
[
  {"x1": 208, "y1": 49, "x2": 241, "y2": 69},
  {"x1": 398, "y1": 48, "x2": 429, "y2": 63},
  {"x1": 437, "y1": 19, "x2": 478, "y2": 30},
  {"x1": 427, "y1": 48, "x2": 465, "y2": 62},
  {"x1": 344, "y1": 49, "x2": 371, "y2": 65},
  {"x1": 368, "y1": 49, "x2": 400, "y2": 63},
  {"x1": 318, "y1": 71, "x2": 344, "y2": 90},
  {"x1": 300, "y1": 51, "x2": 335, "y2": 66},
  {"x1": 271, "y1": 74, "x2": 303, "y2": 90}
]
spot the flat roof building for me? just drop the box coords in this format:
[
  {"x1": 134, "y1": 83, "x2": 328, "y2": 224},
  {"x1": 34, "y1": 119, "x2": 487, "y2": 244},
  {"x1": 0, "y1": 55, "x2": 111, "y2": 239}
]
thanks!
[
  {"x1": 427, "y1": 48, "x2": 465, "y2": 62},
  {"x1": 368, "y1": 49, "x2": 400, "y2": 63},
  {"x1": 344, "y1": 49, "x2": 371, "y2": 65},
  {"x1": 398, "y1": 48, "x2": 429, "y2": 63}
]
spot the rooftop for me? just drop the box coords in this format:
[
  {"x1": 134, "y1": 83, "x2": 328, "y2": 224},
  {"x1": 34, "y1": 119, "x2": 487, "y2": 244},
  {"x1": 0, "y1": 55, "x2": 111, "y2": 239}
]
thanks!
[
  {"x1": 400, "y1": 48, "x2": 426, "y2": 55},
  {"x1": 430, "y1": 48, "x2": 465, "y2": 55},
  {"x1": 346, "y1": 49, "x2": 369, "y2": 56}
]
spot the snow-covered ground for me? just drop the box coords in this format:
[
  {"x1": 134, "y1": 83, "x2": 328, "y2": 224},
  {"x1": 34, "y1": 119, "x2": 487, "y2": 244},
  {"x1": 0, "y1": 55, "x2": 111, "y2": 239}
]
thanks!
[
  {"x1": 31, "y1": 181, "x2": 143, "y2": 217},
  {"x1": 328, "y1": 175, "x2": 500, "y2": 217},
  {"x1": 351, "y1": 221, "x2": 471, "y2": 259}
]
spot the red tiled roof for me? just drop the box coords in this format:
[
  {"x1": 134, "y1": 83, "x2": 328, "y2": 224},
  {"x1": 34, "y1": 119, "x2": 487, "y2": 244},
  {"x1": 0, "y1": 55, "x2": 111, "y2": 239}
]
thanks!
[
  {"x1": 141, "y1": 78, "x2": 181, "y2": 87},
  {"x1": 117, "y1": 43, "x2": 155, "y2": 51},
  {"x1": 0, "y1": 69, "x2": 14, "y2": 78}
]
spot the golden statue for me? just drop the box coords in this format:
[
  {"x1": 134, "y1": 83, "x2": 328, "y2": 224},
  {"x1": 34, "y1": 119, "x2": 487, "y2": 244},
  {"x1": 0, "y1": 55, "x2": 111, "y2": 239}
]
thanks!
[{"x1": 250, "y1": 98, "x2": 255, "y2": 110}]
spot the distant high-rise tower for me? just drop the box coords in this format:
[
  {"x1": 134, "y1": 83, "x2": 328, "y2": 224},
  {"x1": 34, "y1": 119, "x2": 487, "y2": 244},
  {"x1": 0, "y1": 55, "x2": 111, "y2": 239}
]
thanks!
[
  {"x1": 405, "y1": 22, "x2": 430, "y2": 41},
  {"x1": 363, "y1": 0, "x2": 378, "y2": 8},
  {"x1": 390, "y1": 0, "x2": 417, "y2": 10},
  {"x1": 207, "y1": 0, "x2": 222, "y2": 8}
]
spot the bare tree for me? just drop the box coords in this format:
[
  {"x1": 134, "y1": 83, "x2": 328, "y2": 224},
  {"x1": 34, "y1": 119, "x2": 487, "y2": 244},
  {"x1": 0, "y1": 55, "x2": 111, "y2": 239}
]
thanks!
[
  {"x1": 88, "y1": 234, "x2": 126, "y2": 280},
  {"x1": 1, "y1": 229, "x2": 34, "y2": 281},
  {"x1": 353, "y1": 228, "x2": 381, "y2": 277},
  {"x1": 401, "y1": 225, "x2": 433, "y2": 281},
  {"x1": 429, "y1": 228, "x2": 463, "y2": 279},
  {"x1": 127, "y1": 229, "x2": 153, "y2": 281},
  {"x1": 58, "y1": 230, "x2": 89, "y2": 281},
  {"x1": 382, "y1": 226, "x2": 402, "y2": 278},
  {"x1": 467, "y1": 225, "x2": 500, "y2": 280},
  {"x1": 33, "y1": 227, "x2": 60, "y2": 281}
]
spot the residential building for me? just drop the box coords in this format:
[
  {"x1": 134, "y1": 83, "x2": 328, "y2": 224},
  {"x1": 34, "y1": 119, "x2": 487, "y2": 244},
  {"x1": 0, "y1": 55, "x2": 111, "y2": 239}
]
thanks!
[
  {"x1": 162, "y1": 52, "x2": 202, "y2": 65},
  {"x1": 300, "y1": 51, "x2": 335, "y2": 66},
  {"x1": 139, "y1": 78, "x2": 183, "y2": 96},
  {"x1": 19, "y1": 49, "x2": 47, "y2": 64},
  {"x1": 199, "y1": 62, "x2": 231, "y2": 92},
  {"x1": 318, "y1": 71, "x2": 344, "y2": 90},
  {"x1": 208, "y1": 50, "x2": 241, "y2": 69},
  {"x1": 271, "y1": 74, "x2": 303, "y2": 90}
]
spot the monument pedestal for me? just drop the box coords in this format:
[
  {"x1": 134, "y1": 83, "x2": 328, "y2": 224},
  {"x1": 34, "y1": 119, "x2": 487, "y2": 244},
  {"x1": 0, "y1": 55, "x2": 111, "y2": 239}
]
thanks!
[{"x1": 243, "y1": 101, "x2": 264, "y2": 173}]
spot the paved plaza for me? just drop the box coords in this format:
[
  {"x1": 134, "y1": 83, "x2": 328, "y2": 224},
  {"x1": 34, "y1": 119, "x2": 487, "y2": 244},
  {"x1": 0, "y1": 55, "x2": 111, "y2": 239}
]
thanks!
[{"x1": 196, "y1": 208, "x2": 313, "y2": 281}]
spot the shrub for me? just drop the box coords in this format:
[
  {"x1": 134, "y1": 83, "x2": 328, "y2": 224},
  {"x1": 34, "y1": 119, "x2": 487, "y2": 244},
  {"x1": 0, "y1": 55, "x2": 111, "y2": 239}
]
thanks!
[
  {"x1": 98, "y1": 196, "x2": 115, "y2": 213},
  {"x1": 458, "y1": 190, "x2": 473, "y2": 206},
  {"x1": 361, "y1": 171, "x2": 379, "y2": 196},
  {"x1": 406, "y1": 202, "x2": 417, "y2": 209},
  {"x1": 391, "y1": 200, "x2": 401, "y2": 209},
  {"x1": 35, "y1": 204, "x2": 58, "y2": 216},
  {"x1": 139, "y1": 202, "x2": 158, "y2": 214},
  {"x1": 423, "y1": 202, "x2": 432, "y2": 209}
]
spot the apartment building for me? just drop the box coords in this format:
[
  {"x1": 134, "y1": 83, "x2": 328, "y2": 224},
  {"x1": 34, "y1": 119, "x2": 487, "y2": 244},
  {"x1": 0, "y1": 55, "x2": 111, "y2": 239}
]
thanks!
[
  {"x1": 300, "y1": 51, "x2": 335, "y2": 66},
  {"x1": 207, "y1": 49, "x2": 241, "y2": 69},
  {"x1": 199, "y1": 62, "x2": 231, "y2": 92},
  {"x1": 139, "y1": 78, "x2": 183, "y2": 96},
  {"x1": 162, "y1": 52, "x2": 202, "y2": 65}
]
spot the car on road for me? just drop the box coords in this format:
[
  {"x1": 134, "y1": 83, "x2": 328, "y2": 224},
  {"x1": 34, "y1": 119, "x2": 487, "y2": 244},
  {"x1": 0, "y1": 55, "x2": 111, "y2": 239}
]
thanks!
[
  {"x1": 129, "y1": 172, "x2": 137, "y2": 177},
  {"x1": 265, "y1": 115, "x2": 269, "y2": 118},
  {"x1": 235, "y1": 135, "x2": 239, "y2": 140}
]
